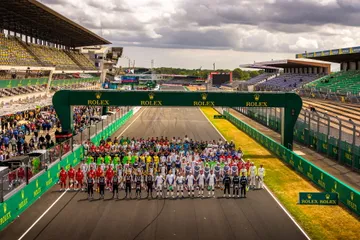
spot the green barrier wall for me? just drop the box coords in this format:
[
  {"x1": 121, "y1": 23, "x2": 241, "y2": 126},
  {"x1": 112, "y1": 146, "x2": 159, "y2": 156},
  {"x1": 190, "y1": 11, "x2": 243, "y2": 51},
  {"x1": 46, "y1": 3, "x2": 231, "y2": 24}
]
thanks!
[
  {"x1": 51, "y1": 78, "x2": 100, "y2": 87},
  {"x1": 224, "y1": 111, "x2": 360, "y2": 216},
  {"x1": 0, "y1": 77, "x2": 99, "y2": 89},
  {"x1": 0, "y1": 78, "x2": 48, "y2": 88},
  {"x1": 0, "y1": 109, "x2": 134, "y2": 230}
]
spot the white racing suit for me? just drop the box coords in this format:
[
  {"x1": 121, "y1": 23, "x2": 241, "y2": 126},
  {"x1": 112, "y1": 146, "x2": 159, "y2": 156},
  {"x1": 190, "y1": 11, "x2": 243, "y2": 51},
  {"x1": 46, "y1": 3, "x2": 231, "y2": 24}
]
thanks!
[
  {"x1": 197, "y1": 174, "x2": 206, "y2": 197},
  {"x1": 186, "y1": 174, "x2": 195, "y2": 197},
  {"x1": 207, "y1": 173, "x2": 216, "y2": 197},
  {"x1": 249, "y1": 166, "x2": 257, "y2": 189},
  {"x1": 155, "y1": 175, "x2": 165, "y2": 197},
  {"x1": 257, "y1": 167, "x2": 265, "y2": 189},
  {"x1": 176, "y1": 176, "x2": 185, "y2": 197},
  {"x1": 166, "y1": 174, "x2": 175, "y2": 198}
]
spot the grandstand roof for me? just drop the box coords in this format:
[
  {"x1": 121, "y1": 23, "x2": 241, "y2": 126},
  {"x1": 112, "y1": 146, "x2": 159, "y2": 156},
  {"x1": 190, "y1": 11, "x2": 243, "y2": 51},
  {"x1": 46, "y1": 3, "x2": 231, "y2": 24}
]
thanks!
[
  {"x1": 239, "y1": 64, "x2": 280, "y2": 70},
  {"x1": 296, "y1": 46, "x2": 360, "y2": 63},
  {"x1": 0, "y1": 0, "x2": 111, "y2": 47},
  {"x1": 253, "y1": 59, "x2": 330, "y2": 69}
]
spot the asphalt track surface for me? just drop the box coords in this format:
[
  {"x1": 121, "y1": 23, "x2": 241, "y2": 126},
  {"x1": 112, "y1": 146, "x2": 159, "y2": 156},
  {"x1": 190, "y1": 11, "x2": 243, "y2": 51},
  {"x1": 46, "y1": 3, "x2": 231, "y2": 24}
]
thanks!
[{"x1": 1, "y1": 88, "x2": 307, "y2": 240}]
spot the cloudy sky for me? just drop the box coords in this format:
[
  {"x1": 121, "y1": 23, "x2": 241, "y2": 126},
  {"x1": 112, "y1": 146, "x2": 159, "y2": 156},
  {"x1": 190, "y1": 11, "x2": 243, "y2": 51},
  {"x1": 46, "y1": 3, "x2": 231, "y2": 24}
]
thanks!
[{"x1": 41, "y1": 0, "x2": 358, "y2": 69}]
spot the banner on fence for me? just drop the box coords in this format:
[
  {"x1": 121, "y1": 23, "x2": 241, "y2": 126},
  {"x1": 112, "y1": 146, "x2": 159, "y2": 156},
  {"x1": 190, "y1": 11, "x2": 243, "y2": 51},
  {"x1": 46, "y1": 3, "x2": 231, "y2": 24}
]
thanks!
[{"x1": 299, "y1": 192, "x2": 338, "y2": 205}]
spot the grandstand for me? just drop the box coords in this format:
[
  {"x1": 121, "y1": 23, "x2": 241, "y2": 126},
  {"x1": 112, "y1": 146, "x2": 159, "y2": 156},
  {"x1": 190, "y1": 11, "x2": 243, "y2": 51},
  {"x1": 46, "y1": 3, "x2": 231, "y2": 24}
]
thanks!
[
  {"x1": 240, "y1": 59, "x2": 330, "y2": 91},
  {"x1": 304, "y1": 71, "x2": 360, "y2": 95},
  {"x1": 257, "y1": 73, "x2": 319, "y2": 91}
]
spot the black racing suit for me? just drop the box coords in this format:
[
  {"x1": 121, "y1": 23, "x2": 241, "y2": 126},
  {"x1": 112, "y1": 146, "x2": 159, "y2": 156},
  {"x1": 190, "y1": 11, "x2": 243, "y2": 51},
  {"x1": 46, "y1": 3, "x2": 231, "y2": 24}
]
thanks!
[
  {"x1": 135, "y1": 175, "x2": 142, "y2": 197},
  {"x1": 112, "y1": 176, "x2": 119, "y2": 198},
  {"x1": 125, "y1": 174, "x2": 132, "y2": 197},
  {"x1": 87, "y1": 178, "x2": 94, "y2": 198},
  {"x1": 99, "y1": 176, "x2": 106, "y2": 198},
  {"x1": 223, "y1": 175, "x2": 231, "y2": 195},
  {"x1": 233, "y1": 176, "x2": 240, "y2": 195},
  {"x1": 146, "y1": 175, "x2": 154, "y2": 197},
  {"x1": 240, "y1": 176, "x2": 248, "y2": 197}
]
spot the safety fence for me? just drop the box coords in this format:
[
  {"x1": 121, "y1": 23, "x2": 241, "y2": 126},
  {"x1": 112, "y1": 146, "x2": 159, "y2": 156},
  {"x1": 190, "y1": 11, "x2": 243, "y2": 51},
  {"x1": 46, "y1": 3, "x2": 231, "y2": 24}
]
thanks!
[
  {"x1": 234, "y1": 107, "x2": 360, "y2": 171},
  {"x1": 223, "y1": 111, "x2": 360, "y2": 216},
  {"x1": 0, "y1": 109, "x2": 134, "y2": 230}
]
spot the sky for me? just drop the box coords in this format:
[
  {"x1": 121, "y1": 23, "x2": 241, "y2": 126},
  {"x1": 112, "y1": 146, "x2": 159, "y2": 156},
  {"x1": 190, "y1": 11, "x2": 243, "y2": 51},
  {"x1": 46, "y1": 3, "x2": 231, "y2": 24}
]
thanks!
[{"x1": 40, "y1": 0, "x2": 358, "y2": 69}]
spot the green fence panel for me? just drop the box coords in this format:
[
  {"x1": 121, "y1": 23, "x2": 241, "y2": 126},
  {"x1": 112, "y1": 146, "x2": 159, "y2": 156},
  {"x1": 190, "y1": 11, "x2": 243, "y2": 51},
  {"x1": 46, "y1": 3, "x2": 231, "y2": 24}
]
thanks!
[
  {"x1": 223, "y1": 111, "x2": 360, "y2": 216},
  {"x1": 340, "y1": 141, "x2": 353, "y2": 167},
  {"x1": 354, "y1": 146, "x2": 360, "y2": 170},
  {"x1": 328, "y1": 137, "x2": 339, "y2": 160}
]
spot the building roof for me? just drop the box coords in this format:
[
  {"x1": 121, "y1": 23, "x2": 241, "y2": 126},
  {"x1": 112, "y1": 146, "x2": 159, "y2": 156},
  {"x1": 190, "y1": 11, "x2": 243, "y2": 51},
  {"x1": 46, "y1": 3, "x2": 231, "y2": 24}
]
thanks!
[
  {"x1": 239, "y1": 64, "x2": 280, "y2": 70},
  {"x1": 0, "y1": 0, "x2": 111, "y2": 47},
  {"x1": 252, "y1": 59, "x2": 331, "y2": 69},
  {"x1": 295, "y1": 46, "x2": 360, "y2": 63}
]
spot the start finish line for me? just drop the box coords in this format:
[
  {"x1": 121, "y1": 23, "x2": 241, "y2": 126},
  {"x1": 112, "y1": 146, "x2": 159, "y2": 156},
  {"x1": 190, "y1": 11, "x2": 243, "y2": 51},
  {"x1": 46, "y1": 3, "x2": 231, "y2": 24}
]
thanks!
[{"x1": 52, "y1": 90, "x2": 302, "y2": 150}]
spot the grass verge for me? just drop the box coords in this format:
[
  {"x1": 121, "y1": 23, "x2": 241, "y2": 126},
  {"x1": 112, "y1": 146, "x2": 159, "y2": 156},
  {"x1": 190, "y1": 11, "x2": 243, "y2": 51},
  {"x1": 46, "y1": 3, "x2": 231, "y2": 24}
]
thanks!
[{"x1": 201, "y1": 107, "x2": 360, "y2": 240}]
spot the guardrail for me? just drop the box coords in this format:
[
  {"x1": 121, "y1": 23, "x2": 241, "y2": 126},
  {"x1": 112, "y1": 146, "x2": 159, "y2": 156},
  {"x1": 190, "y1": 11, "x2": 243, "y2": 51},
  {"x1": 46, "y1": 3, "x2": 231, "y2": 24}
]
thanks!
[
  {"x1": 0, "y1": 109, "x2": 134, "y2": 230},
  {"x1": 223, "y1": 110, "x2": 360, "y2": 216}
]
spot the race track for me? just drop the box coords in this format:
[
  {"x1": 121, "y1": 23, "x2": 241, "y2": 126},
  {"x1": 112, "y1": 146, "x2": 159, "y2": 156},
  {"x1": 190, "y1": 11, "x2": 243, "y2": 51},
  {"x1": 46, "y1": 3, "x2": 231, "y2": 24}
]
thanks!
[{"x1": 0, "y1": 102, "x2": 308, "y2": 240}]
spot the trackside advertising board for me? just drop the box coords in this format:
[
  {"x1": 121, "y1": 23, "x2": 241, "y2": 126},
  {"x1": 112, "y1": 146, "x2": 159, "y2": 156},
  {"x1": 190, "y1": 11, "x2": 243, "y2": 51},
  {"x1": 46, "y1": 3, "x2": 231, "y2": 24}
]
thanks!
[{"x1": 299, "y1": 192, "x2": 338, "y2": 205}]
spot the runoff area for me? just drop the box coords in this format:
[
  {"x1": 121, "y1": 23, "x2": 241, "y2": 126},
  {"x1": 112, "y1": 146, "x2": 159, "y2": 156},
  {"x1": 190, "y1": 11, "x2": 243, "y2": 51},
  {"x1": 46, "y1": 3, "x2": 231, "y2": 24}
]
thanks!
[{"x1": 53, "y1": 90, "x2": 302, "y2": 150}]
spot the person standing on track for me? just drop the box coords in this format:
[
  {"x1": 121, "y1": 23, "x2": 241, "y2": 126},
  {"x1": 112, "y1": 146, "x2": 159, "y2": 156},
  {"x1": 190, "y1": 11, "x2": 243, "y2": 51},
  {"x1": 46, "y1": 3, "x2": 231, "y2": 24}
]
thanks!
[
  {"x1": 68, "y1": 166, "x2": 75, "y2": 190},
  {"x1": 166, "y1": 170, "x2": 175, "y2": 198},
  {"x1": 75, "y1": 168, "x2": 84, "y2": 191},
  {"x1": 240, "y1": 172, "x2": 248, "y2": 198},
  {"x1": 257, "y1": 164, "x2": 265, "y2": 189},
  {"x1": 112, "y1": 172, "x2": 120, "y2": 199},
  {"x1": 87, "y1": 175, "x2": 95, "y2": 200},
  {"x1": 197, "y1": 170, "x2": 206, "y2": 198},
  {"x1": 146, "y1": 172, "x2": 154, "y2": 199},
  {"x1": 176, "y1": 172, "x2": 185, "y2": 198},
  {"x1": 98, "y1": 173, "x2": 106, "y2": 199},
  {"x1": 59, "y1": 167, "x2": 67, "y2": 191},
  {"x1": 106, "y1": 166, "x2": 114, "y2": 191},
  {"x1": 155, "y1": 172, "x2": 164, "y2": 198},
  {"x1": 223, "y1": 173, "x2": 231, "y2": 198},
  {"x1": 249, "y1": 163, "x2": 257, "y2": 189},
  {"x1": 124, "y1": 171, "x2": 132, "y2": 199},
  {"x1": 214, "y1": 163, "x2": 221, "y2": 188},
  {"x1": 207, "y1": 169, "x2": 216, "y2": 198},
  {"x1": 135, "y1": 172, "x2": 142, "y2": 199},
  {"x1": 186, "y1": 171, "x2": 195, "y2": 198},
  {"x1": 232, "y1": 173, "x2": 240, "y2": 198}
]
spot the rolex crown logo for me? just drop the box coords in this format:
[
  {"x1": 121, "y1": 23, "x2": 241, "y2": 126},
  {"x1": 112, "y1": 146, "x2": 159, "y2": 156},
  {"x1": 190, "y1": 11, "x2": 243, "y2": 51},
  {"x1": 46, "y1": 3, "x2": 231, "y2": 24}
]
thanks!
[
  {"x1": 149, "y1": 92, "x2": 155, "y2": 100},
  {"x1": 95, "y1": 92, "x2": 102, "y2": 99},
  {"x1": 4, "y1": 203, "x2": 7, "y2": 213},
  {"x1": 350, "y1": 192, "x2": 354, "y2": 201},
  {"x1": 36, "y1": 179, "x2": 39, "y2": 188},
  {"x1": 309, "y1": 166, "x2": 312, "y2": 172},
  {"x1": 307, "y1": 194, "x2": 312, "y2": 199},
  {"x1": 254, "y1": 94, "x2": 260, "y2": 101},
  {"x1": 201, "y1": 93, "x2": 208, "y2": 101},
  {"x1": 325, "y1": 194, "x2": 330, "y2": 200}
]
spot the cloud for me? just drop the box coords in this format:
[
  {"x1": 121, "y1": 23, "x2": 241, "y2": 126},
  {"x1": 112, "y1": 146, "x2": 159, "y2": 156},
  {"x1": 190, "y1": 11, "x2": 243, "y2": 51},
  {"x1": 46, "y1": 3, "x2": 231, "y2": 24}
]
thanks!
[{"x1": 41, "y1": 0, "x2": 360, "y2": 55}]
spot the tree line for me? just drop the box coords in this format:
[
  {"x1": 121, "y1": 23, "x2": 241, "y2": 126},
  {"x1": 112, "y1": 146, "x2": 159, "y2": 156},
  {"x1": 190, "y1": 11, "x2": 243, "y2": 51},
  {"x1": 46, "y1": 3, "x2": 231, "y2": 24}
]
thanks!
[{"x1": 153, "y1": 67, "x2": 264, "y2": 81}]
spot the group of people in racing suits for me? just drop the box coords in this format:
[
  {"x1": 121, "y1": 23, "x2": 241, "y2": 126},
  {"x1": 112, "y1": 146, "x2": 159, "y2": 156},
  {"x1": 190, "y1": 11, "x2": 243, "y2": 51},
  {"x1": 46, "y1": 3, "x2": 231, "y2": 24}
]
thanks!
[{"x1": 59, "y1": 136, "x2": 266, "y2": 200}]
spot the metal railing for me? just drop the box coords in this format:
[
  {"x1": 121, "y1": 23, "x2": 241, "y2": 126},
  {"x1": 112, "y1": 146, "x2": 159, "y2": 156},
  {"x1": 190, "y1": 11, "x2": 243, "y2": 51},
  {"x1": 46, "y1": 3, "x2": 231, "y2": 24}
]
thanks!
[
  {"x1": 0, "y1": 107, "x2": 130, "y2": 201},
  {"x1": 298, "y1": 88, "x2": 360, "y2": 104}
]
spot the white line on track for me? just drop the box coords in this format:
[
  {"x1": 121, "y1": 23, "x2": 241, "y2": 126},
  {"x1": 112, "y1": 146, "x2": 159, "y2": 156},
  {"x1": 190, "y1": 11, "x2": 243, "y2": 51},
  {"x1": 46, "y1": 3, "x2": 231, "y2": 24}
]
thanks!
[
  {"x1": 198, "y1": 107, "x2": 311, "y2": 240},
  {"x1": 17, "y1": 108, "x2": 144, "y2": 240},
  {"x1": 18, "y1": 190, "x2": 68, "y2": 240}
]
